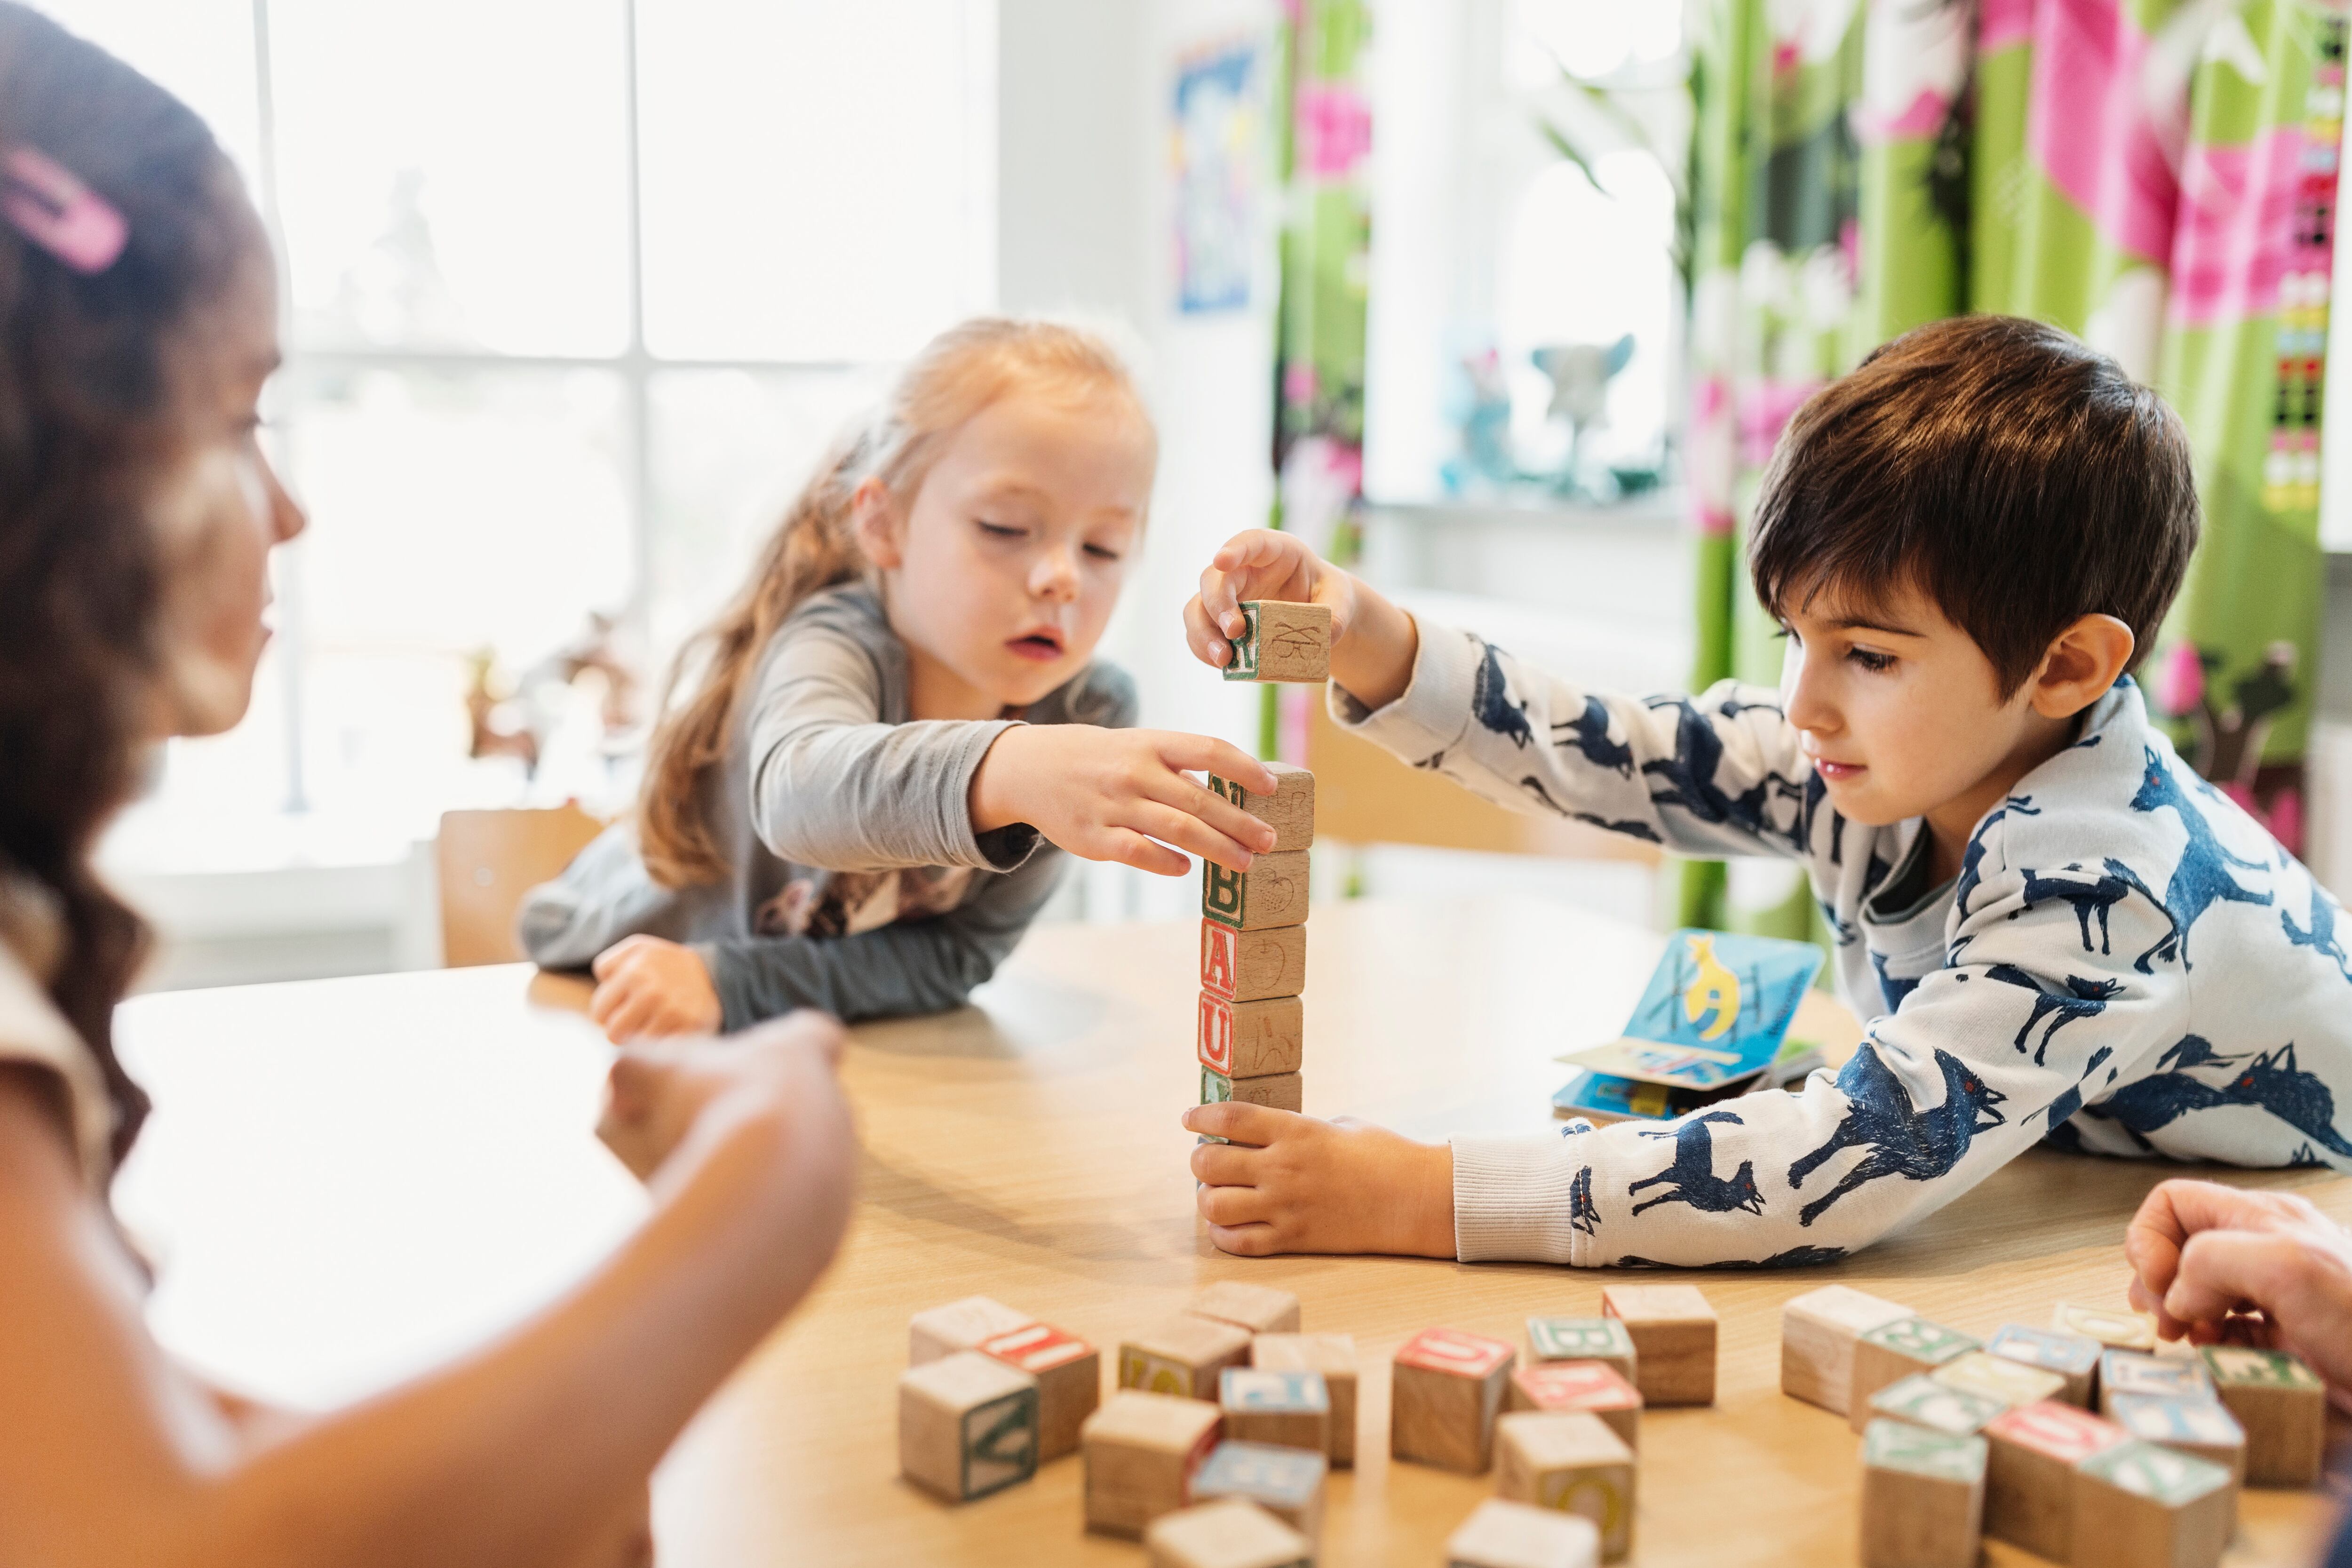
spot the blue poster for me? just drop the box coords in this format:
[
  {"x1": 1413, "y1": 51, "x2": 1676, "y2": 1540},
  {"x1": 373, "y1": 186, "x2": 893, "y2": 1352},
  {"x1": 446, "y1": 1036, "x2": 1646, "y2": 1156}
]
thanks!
[
  {"x1": 1561, "y1": 929, "x2": 1824, "y2": 1091},
  {"x1": 1173, "y1": 41, "x2": 1262, "y2": 314}
]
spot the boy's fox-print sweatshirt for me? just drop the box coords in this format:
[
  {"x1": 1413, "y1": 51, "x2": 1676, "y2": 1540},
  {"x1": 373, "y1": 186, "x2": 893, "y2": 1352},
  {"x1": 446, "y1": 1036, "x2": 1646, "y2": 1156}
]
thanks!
[{"x1": 1335, "y1": 620, "x2": 2352, "y2": 1268}]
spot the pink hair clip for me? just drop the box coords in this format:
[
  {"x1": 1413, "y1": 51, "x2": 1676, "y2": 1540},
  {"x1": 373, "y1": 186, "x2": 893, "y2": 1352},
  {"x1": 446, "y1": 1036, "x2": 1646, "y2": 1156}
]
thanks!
[{"x1": 2, "y1": 146, "x2": 128, "y2": 275}]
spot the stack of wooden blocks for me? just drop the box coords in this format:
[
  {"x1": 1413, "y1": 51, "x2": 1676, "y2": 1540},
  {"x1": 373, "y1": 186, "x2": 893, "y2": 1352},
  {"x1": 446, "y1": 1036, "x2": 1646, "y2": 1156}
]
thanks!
[
  {"x1": 1199, "y1": 599, "x2": 1330, "y2": 1127},
  {"x1": 1780, "y1": 1286, "x2": 2324, "y2": 1568}
]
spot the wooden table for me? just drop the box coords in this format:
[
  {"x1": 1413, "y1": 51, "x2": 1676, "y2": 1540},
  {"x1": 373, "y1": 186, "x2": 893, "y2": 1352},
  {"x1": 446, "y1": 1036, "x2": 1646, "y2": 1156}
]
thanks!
[{"x1": 111, "y1": 896, "x2": 2349, "y2": 1566}]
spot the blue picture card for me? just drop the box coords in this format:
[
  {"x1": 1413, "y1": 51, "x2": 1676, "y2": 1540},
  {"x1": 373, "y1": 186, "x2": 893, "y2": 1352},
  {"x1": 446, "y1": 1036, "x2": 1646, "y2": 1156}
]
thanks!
[{"x1": 1561, "y1": 928, "x2": 1824, "y2": 1090}]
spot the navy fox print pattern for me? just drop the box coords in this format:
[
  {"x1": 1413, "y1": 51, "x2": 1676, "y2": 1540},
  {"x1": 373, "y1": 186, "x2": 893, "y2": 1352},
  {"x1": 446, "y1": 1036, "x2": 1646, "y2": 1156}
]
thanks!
[{"x1": 1330, "y1": 623, "x2": 2352, "y2": 1268}]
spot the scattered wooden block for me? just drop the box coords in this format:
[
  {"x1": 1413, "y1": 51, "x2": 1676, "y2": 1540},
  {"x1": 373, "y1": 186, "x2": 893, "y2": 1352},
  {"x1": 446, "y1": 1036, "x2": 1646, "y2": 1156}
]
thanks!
[
  {"x1": 2052, "y1": 1302, "x2": 2158, "y2": 1353},
  {"x1": 1122, "y1": 1315, "x2": 1256, "y2": 1401},
  {"x1": 1148, "y1": 1496, "x2": 1311, "y2": 1568},
  {"x1": 2200, "y1": 1344, "x2": 2325, "y2": 1486},
  {"x1": 1251, "y1": 1332, "x2": 1358, "y2": 1466},
  {"x1": 1201, "y1": 1065, "x2": 1304, "y2": 1114},
  {"x1": 1866, "y1": 1373, "x2": 2005, "y2": 1438},
  {"x1": 1986, "y1": 1323, "x2": 2101, "y2": 1408},
  {"x1": 1526, "y1": 1316, "x2": 1638, "y2": 1387},
  {"x1": 1219, "y1": 1368, "x2": 1330, "y2": 1455},
  {"x1": 898, "y1": 1350, "x2": 1041, "y2": 1503},
  {"x1": 1391, "y1": 1325, "x2": 1518, "y2": 1473},
  {"x1": 1081, "y1": 1390, "x2": 1225, "y2": 1538},
  {"x1": 1782, "y1": 1284, "x2": 1917, "y2": 1416},
  {"x1": 1192, "y1": 1281, "x2": 1303, "y2": 1336},
  {"x1": 1931, "y1": 1350, "x2": 2066, "y2": 1410},
  {"x1": 976, "y1": 1320, "x2": 1100, "y2": 1461},
  {"x1": 1600, "y1": 1283, "x2": 1716, "y2": 1406},
  {"x1": 1144, "y1": 1499, "x2": 1312, "y2": 1568},
  {"x1": 1859, "y1": 1418, "x2": 1986, "y2": 1568},
  {"x1": 2073, "y1": 1439, "x2": 2234, "y2": 1568},
  {"x1": 1981, "y1": 1400, "x2": 2128, "y2": 1560},
  {"x1": 908, "y1": 1294, "x2": 1034, "y2": 1363},
  {"x1": 1508, "y1": 1361, "x2": 1643, "y2": 1451},
  {"x1": 1200, "y1": 921, "x2": 1309, "y2": 1005},
  {"x1": 1494, "y1": 1411, "x2": 1637, "y2": 1563},
  {"x1": 1196, "y1": 994, "x2": 1303, "y2": 1079},
  {"x1": 1190, "y1": 1439, "x2": 1329, "y2": 1544},
  {"x1": 1223, "y1": 600, "x2": 1333, "y2": 684},
  {"x1": 2099, "y1": 1349, "x2": 2215, "y2": 1414},
  {"x1": 1209, "y1": 763, "x2": 1315, "y2": 852},
  {"x1": 1444, "y1": 1498, "x2": 1602, "y2": 1568},
  {"x1": 1201, "y1": 851, "x2": 1311, "y2": 932},
  {"x1": 2108, "y1": 1393, "x2": 2247, "y2": 1491},
  {"x1": 1847, "y1": 1317, "x2": 1981, "y2": 1433}
]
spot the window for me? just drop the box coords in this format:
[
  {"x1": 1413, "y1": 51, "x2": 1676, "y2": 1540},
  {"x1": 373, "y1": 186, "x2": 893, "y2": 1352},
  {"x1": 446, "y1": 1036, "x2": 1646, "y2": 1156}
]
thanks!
[{"x1": 39, "y1": 0, "x2": 995, "y2": 868}]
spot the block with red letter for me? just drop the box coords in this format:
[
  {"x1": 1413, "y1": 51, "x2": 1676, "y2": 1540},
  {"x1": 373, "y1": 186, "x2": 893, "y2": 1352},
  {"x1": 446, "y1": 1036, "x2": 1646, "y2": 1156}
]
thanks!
[
  {"x1": 1197, "y1": 994, "x2": 1302, "y2": 1079},
  {"x1": 1981, "y1": 1400, "x2": 2128, "y2": 1560},
  {"x1": 978, "y1": 1319, "x2": 1101, "y2": 1461},
  {"x1": 1508, "y1": 1360, "x2": 1642, "y2": 1451},
  {"x1": 1200, "y1": 920, "x2": 1308, "y2": 1005},
  {"x1": 1391, "y1": 1326, "x2": 1517, "y2": 1473}
]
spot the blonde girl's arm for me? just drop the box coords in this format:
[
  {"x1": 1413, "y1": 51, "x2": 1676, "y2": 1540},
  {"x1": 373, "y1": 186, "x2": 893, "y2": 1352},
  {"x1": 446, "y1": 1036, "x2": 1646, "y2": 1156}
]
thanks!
[{"x1": 0, "y1": 1015, "x2": 855, "y2": 1568}]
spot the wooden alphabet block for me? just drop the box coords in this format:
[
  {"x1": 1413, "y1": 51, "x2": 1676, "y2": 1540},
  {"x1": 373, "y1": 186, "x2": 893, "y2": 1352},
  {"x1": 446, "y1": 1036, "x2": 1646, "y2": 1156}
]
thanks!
[
  {"x1": 1223, "y1": 600, "x2": 1332, "y2": 684},
  {"x1": 1444, "y1": 1497, "x2": 1602, "y2": 1568},
  {"x1": 1209, "y1": 763, "x2": 1315, "y2": 852},
  {"x1": 1847, "y1": 1317, "x2": 1981, "y2": 1433},
  {"x1": 1190, "y1": 1439, "x2": 1329, "y2": 1544},
  {"x1": 1192, "y1": 1281, "x2": 1303, "y2": 1336},
  {"x1": 1201, "y1": 1065, "x2": 1304, "y2": 1114},
  {"x1": 1981, "y1": 1399, "x2": 2128, "y2": 1560},
  {"x1": 1782, "y1": 1284, "x2": 1916, "y2": 1416},
  {"x1": 1200, "y1": 920, "x2": 1309, "y2": 1004},
  {"x1": 898, "y1": 1350, "x2": 1041, "y2": 1503},
  {"x1": 1866, "y1": 1373, "x2": 2005, "y2": 1438},
  {"x1": 1251, "y1": 1332, "x2": 1358, "y2": 1466},
  {"x1": 1391, "y1": 1326, "x2": 1518, "y2": 1473},
  {"x1": 1931, "y1": 1350, "x2": 2066, "y2": 1410},
  {"x1": 1144, "y1": 1499, "x2": 1312, "y2": 1568},
  {"x1": 1986, "y1": 1323, "x2": 2101, "y2": 1408},
  {"x1": 1122, "y1": 1314, "x2": 1256, "y2": 1401},
  {"x1": 2073, "y1": 1440, "x2": 2234, "y2": 1568},
  {"x1": 1201, "y1": 851, "x2": 1311, "y2": 932},
  {"x1": 2200, "y1": 1344, "x2": 2325, "y2": 1486},
  {"x1": 2099, "y1": 1349, "x2": 2215, "y2": 1414},
  {"x1": 909, "y1": 1294, "x2": 1035, "y2": 1363},
  {"x1": 1508, "y1": 1361, "x2": 1642, "y2": 1451},
  {"x1": 977, "y1": 1320, "x2": 1100, "y2": 1461},
  {"x1": 2107, "y1": 1393, "x2": 2247, "y2": 1491},
  {"x1": 1600, "y1": 1283, "x2": 1716, "y2": 1406},
  {"x1": 1494, "y1": 1411, "x2": 1637, "y2": 1563},
  {"x1": 1197, "y1": 994, "x2": 1303, "y2": 1079},
  {"x1": 2052, "y1": 1302, "x2": 2158, "y2": 1353},
  {"x1": 1526, "y1": 1316, "x2": 1637, "y2": 1387},
  {"x1": 1859, "y1": 1418, "x2": 1986, "y2": 1568},
  {"x1": 1219, "y1": 1368, "x2": 1330, "y2": 1455},
  {"x1": 1082, "y1": 1390, "x2": 1225, "y2": 1537}
]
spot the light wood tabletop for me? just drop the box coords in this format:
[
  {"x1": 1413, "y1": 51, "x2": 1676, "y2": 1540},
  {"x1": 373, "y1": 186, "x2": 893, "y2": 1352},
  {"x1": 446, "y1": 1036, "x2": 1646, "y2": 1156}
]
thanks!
[{"x1": 111, "y1": 895, "x2": 2349, "y2": 1567}]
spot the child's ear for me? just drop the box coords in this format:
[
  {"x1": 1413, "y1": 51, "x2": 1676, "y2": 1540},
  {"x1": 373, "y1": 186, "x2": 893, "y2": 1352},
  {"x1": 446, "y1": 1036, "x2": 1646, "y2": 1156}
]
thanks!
[
  {"x1": 2029, "y1": 613, "x2": 2137, "y2": 718},
  {"x1": 850, "y1": 477, "x2": 902, "y2": 570}
]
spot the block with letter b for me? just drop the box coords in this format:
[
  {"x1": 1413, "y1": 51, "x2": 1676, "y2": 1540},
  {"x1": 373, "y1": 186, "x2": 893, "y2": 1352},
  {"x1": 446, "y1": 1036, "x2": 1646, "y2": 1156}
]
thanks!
[
  {"x1": 1200, "y1": 920, "x2": 1308, "y2": 1004},
  {"x1": 1526, "y1": 1316, "x2": 1637, "y2": 1387},
  {"x1": 1391, "y1": 1325, "x2": 1516, "y2": 1473},
  {"x1": 898, "y1": 1350, "x2": 1041, "y2": 1503},
  {"x1": 1208, "y1": 762, "x2": 1315, "y2": 852},
  {"x1": 1222, "y1": 600, "x2": 1332, "y2": 684},
  {"x1": 1201, "y1": 852, "x2": 1311, "y2": 932}
]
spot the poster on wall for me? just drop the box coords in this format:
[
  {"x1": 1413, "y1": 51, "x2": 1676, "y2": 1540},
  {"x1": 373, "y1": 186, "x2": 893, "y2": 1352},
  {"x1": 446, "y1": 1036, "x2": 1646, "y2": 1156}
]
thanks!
[{"x1": 1173, "y1": 40, "x2": 1263, "y2": 314}]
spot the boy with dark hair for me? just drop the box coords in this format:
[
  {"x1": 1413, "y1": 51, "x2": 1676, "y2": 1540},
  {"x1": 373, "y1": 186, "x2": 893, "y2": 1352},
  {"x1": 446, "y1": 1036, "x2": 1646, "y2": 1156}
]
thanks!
[{"x1": 1175, "y1": 314, "x2": 2352, "y2": 1267}]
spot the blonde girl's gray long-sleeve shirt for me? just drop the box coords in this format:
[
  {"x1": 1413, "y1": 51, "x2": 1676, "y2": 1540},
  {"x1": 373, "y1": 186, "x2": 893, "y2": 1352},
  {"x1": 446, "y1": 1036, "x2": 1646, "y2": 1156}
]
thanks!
[
  {"x1": 1334, "y1": 621, "x2": 2352, "y2": 1269},
  {"x1": 518, "y1": 584, "x2": 1136, "y2": 1027}
]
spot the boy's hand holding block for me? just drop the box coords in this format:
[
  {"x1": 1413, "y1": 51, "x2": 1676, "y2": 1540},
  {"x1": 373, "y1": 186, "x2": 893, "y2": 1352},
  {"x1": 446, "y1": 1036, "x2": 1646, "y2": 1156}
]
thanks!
[
  {"x1": 1866, "y1": 1373, "x2": 2005, "y2": 1439},
  {"x1": 2099, "y1": 1347, "x2": 2215, "y2": 1414},
  {"x1": 898, "y1": 1350, "x2": 1041, "y2": 1503},
  {"x1": 1980, "y1": 1399, "x2": 2127, "y2": 1560},
  {"x1": 1143, "y1": 1499, "x2": 1311, "y2": 1568},
  {"x1": 1493, "y1": 1411, "x2": 1637, "y2": 1563},
  {"x1": 1508, "y1": 1361, "x2": 1643, "y2": 1451},
  {"x1": 1222, "y1": 600, "x2": 1332, "y2": 684},
  {"x1": 1251, "y1": 1332, "x2": 1357, "y2": 1466},
  {"x1": 2052, "y1": 1301, "x2": 2158, "y2": 1353},
  {"x1": 1218, "y1": 1367, "x2": 1330, "y2": 1455},
  {"x1": 1189, "y1": 1440, "x2": 1328, "y2": 1544},
  {"x1": 1931, "y1": 1349, "x2": 2066, "y2": 1410},
  {"x1": 1082, "y1": 1390, "x2": 1224, "y2": 1537},
  {"x1": 1200, "y1": 921, "x2": 1309, "y2": 1005},
  {"x1": 2107, "y1": 1393, "x2": 2247, "y2": 1491},
  {"x1": 1202, "y1": 852, "x2": 1311, "y2": 932},
  {"x1": 977, "y1": 1320, "x2": 1101, "y2": 1461},
  {"x1": 1526, "y1": 1316, "x2": 1638, "y2": 1386},
  {"x1": 1985, "y1": 1322, "x2": 2101, "y2": 1408},
  {"x1": 2072, "y1": 1440, "x2": 2235, "y2": 1568},
  {"x1": 1847, "y1": 1317, "x2": 1980, "y2": 1432},
  {"x1": 1782, "y1": 1284, "x2": 1916, "y2": 1416},
  {"x1": 1390, "y1": 1325, "x2": 1517, "y2": 1473},
  {"x1": 2199, "y1": 1344, "x2": 2325, "y2": 1486},
  {"x1": 1191, "y1": 1280, "x2": 1303, "y2": 1336},
  {"x1": 1445, "y1": 1498, "x2": 1602, "y2": 1568},
  {"x1": 1600, "y1": 1283, "x2": 1716, "y2": 1406},
  {"x1": 1209, "y1": 763, "x2": 1314, "y2": 852},
  {"x1": 1123, "y1": 1314, "x2": 1255, "y2": 1401},
  {"x1": 909, "y1": 1294, "x2": 1034, "y2": 1363},
  {"x1": 1859, "y1": 1419, "x2": 1986, "y2": 1568}
]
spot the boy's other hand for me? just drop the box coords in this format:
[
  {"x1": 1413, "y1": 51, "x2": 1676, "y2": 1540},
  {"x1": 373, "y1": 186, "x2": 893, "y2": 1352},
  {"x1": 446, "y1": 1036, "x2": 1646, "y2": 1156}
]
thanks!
[
  {"x1": 1184, "y1": 529, "x2": 1418, "y2": 710},
  {"x1": 1181, "y1": 1103, "x2": 1455, "y2": 1258},
  {"x1": 970, "y1": 724, "x2": 1278, "y2": 876},
  {"x1": 596, "y1": 1011, "x2": 848, "y2": 1185},
  {"x1": 590, "y1": 934, "x2": 724, "y2": 1044},
  {"x1": 2124, "y1": 1177, "x2": 2352, "y2": 1401}
]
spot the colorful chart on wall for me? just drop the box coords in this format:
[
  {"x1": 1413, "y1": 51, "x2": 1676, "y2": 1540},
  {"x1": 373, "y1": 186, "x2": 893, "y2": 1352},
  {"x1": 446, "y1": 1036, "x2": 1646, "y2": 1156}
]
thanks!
[{"x1": 1173, "y1": 40, "x2": 1264, "y2": 315}]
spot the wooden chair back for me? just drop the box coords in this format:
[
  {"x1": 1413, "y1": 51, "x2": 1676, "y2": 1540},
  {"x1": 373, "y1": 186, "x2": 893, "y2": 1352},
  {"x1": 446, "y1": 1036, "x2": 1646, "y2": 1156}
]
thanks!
[{"x1": 436, "y1": 804, "x2": 607, "y2": 968}]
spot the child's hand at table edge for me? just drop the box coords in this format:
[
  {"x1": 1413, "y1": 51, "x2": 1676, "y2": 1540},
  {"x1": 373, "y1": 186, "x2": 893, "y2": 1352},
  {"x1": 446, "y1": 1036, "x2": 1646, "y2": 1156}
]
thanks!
[
  {"x1": 970, "y1": 724, "x2": 1278, "y2": 877},
  {"x1": 2123, "y1": 1177, "x2": 2352, "y2": 1402},
  {"x1": 1181, "y1": 1103, "x2": 1455, "y2": 1259},
  {"x1": 590, "y1": 933, "x2": 724, "y2": 1044},
  {"x1": 1183, "y1": 527, "x2": 1420, "y2": 711},
  {"x1": 596, "y1": 1010, "x2": 849, "y2": 1185}
]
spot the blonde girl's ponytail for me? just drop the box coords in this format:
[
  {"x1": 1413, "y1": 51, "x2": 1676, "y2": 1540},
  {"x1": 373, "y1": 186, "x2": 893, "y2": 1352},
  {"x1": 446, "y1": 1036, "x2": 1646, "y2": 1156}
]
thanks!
[{"x1": 636, "y1": 315, "x2": 1151, "y2": 887}]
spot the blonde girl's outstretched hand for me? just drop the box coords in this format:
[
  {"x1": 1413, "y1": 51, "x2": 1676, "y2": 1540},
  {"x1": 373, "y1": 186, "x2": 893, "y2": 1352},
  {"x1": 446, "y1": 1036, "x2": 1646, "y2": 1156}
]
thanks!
[
  {"x1": 970, "y1": 724, "x2": 1280, "y2": 877},
  {"x1": 1183, "y1": 529, "x2": 1420, "y2": 710},
  {"x1": 590, "y1": 934, "x2": 724, "y2": 1043}
]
